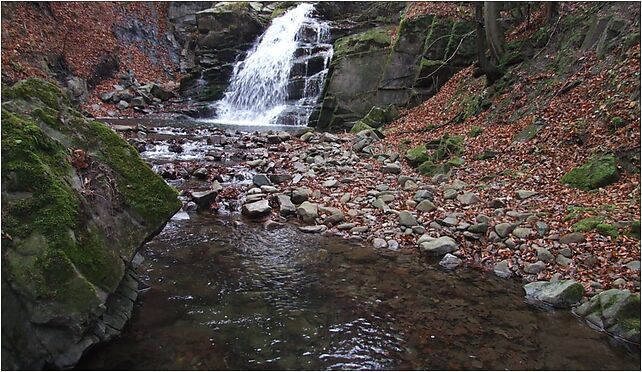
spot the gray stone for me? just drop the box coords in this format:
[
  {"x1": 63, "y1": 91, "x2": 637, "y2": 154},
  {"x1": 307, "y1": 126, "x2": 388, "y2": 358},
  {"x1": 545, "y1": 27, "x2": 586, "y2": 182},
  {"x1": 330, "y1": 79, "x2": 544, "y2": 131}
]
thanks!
[
  {"x1": 381, "y1": 163, "x2": 402, "y2": 174},
  {"x1": 536, "y1": 221, "x2": 550, "y2": 237},
  {"x1": 116, "y1": 100, "x2": 129, "y2": 110},
  {"x1": 536, "y1": 247, "x2": 555, "y2": 262},
  {"x1": 252, "y1": 174, "x2": 272, "y2": 187},
  {"x1": 524, "y1": 261, "x2": 546, "y2": 274},
  {"x1": 399, "y1": 211, "x2": 417, "y2": 227},
  {"x1": 493, "y1": 260, "x2": 512, "y2": 278},
  {"x1": 560, "y1": 247, "x2": 573, "y2": 257},
  {"x1": 556, "y1": 255, "x2": 573, "y2": 266},
  {"x1": 260, "y1": 185, "x2": 279, "y2": 194},
  {"x1": 323, "y1": 212, "x2": 345, "y2": 226},
  {"x1": 351, "y1": 226, "x2": 370, "y2": 234},
  {"x1": 387, "y1": 240, "x2": 399, "y2": 250},
  {"x1": 337, "y1": 223, "x2": 355, "y2": 230},
  {"x1": 403, "y1": 180, "x2": 418, "y2": 191},
  {"x1": 299, "y1": 225, "x2": 327, "y2": 233},
  {"x1": 416, "y1": 200, "x2": 436, "y2": 213},
  {"x1": 323, "y1": 179, "x2": 338, "y2": 188},
  {"x1": 445, "y1": 179, "x2": 467, "y2": 191},
  {"x1": 291, "y1": 188, "x2": 311, "y2": 204},
  {"x1": 275, "y1": 194, "x2": 296, "y2": 217},
  {"x1": 419, "y1": 236, "x2": 458, "y2": 256},
  {"x1": 413, "y1": 189, "x2": 434, "y2": 202},
  {"x1": 340, "y1": 193, "x2": 351, "y2": 203},
  {"x1": 512, "y1": 227, "x2": 532, "y2": 239},
  {"x1": 488, "y1": 199, "x2": 505, "y2": 208},
  {"x1": 443, "y1": 189, "x2": 458, "y2": 200},
  {"x1": 624, "y1": 260, "x2": 641, "y2": 271},
  {"x1": 191, "y1": 189, "x2": 218, "y2": 210},
  {"x1": 457, "y1": 192, "x2": 480, "y2": 205},
  {"x1": 476, "y1": 214, "x2": 491, "y2": 224},
  {"x1": 297, "y1": 201, "x2": 318, "y2": 223},
  {"x1": 467, "y1": 223, "x2": 488, "y2": 234},
  {"x1": 372, "y1": 198, "x2": 387, "y2": 209},
  {"x1": 560, "y1": 232, "x2": 586, "y2": 244},
  {"x1": 516, "y1": 190, "x2": 538, "y2": 200},
  {"x1": 523, "y1": 280, "x2": 585, "y2": 307},
  {"x1": 372, "y1": 238, "x2": 387, "y2": 249},
  {"x1": 241, "y1": 200, "x2": 272, "y2": 219},
  {"x1": 439, "y1": 253, "x2": 462, "y2": 270},
  {"x1": 300, "y1": 132, "x2": 314, "y2": 141},
  {"x1": 495, "y1": 223, "x2": 516, "y2": 238},
  {"x1": 505, "y1": 238, "x2": 516, "y2": 249},
  {"x1": 574, "y1": 289, "x2": 640, "y2": 344}
]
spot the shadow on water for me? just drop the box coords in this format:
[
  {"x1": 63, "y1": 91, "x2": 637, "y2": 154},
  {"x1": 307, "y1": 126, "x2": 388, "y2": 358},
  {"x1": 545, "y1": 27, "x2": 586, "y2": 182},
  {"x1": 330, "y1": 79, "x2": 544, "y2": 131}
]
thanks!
[{"x1": 77, "y1": 213, "x2": 640, "y2": 370}]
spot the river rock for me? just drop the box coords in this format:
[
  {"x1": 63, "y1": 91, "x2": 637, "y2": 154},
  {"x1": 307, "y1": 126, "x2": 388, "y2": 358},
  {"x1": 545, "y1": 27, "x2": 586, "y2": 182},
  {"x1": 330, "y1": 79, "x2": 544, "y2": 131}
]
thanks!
[
  {"x1": 560, "y1": 232, "x2": 586, "y2": 244},
  {"x1": 523, "y1": 280, "x2": 585, "y2": 307},
  {"x1": 340, "y1": 193, "x2": 351, "y2": 203},
  {"x1": 443, "y1": 189, "x2": 458, "y2": 200},
  {"x1": 524, "y1": 261, "x2": 546, "y2": 274},
  {"x1": 291, "y1": 188, "x2": 311, "y2": 204},
  {"x1": 536, "y1": 221, "x2": 550, "y2": 237},
  {"x1": 495, "y1": 223, "x2": 516, "y2": 238},
  {"x1": 416, "y1": 200, "x2": 436, "y2": 212},
  {"x1": 372, "y1": 238, "x2": 387, "y2": 249},
  {"x1": 516, "y1": 190, "x2": 538, "y2": 200},
  {"x1": 297, "y1": 201, "x2": 318, "y2": 223},
  {"x1": 299, "y1": 225, "x2": 327, "y2": 233},
  {"x1": 493, "y1": 260, "x2": 512, "y2": 278},
  {"x1": 241, "y1": 200, "x2": 272, "y2": 219},
  {"x1": 413, "y1": 189, "x2": 433, "y2": 202},
  {"x1": 192, "y1": 189, "x2": 218, "y2": 209},
  {"x1": 439, "y1": 253, "x2": 462, "y2": 269},
  {"x1": 275, "y1": 194, "x2": 296, "y2": 216},
  {"x1": 574, "y1": 289, "x2": 641, "y2": 343},
  {"x1": 419, "y1": 236, "x2": 458, "y2": 256},
  {"x1": 467, "y1": 223, "x2": 488, "y2": 234},
  {"x1": 252, "y1": 174, "x2": 272, "y2": 187},
  {"x1": 536, "y1": 247, "x2": 555, "y2": 262},
  {"x1": 624, "y1": 260, "x2": 641, "y2": 270},
  {"x1": 382, "y1": 163, "x2": 402, "y2": 174},
  {"x1": 399, "y1": 211, "x2": 417, "y2": 227},
  {"x1": 512, "y1": 227, "x2": 532, "y2": 239},
  {"x1": 457, "y1": 192, "x2": 480, "y2": 205}
]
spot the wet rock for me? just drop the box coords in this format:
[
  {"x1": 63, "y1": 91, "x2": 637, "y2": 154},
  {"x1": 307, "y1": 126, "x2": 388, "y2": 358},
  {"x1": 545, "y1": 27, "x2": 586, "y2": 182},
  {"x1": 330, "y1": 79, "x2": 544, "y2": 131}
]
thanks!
[
  {"x1": 252, "y1": 174, "x2": 272, "y2": 187},
  {"x1": 267, "y1": 134, "x2": 282, "y2": 144},
  {"x1": 536, "y1": 247, "x2": 554, "y2": 262},
  {"x1": 291, "y1": 188, "x2": 311, "y2": 204},
  {"x1": 493, "y1": 260, "x2": 512, "y2": 278},
  {"x1": 382, "y1": 163, "x2": 402, "y2": 174},
  {"x1": 419, "y1": 236, "x2": 458, "y2": 256},
  {"x1": 191, "y1": 189, "x2": 218, "y2": 209},
  {"x1": 269, "y1": 174, "x2": 290, "y2": 184},
  {"x1": 275, "y1": 194, "x2": 296, "y2": 217},
  {"x1": 560, "y1": 232, "x2": 585, "y2": 244},
  {"x1": 488, "y1": 199, "x2": 505, "y2": 208},
  {"x1": 299, "y1": 225, "x2": 327, "y2": 233},
  {"x1": 323, "y1": 211, "x2": 345, "y2": 226},
  {"x1": 193, "y1": 167, "x2": 209, "y2": 179},
  {"x1": 211, "y1": 180, "x2": 223, "y2": 193},
  {"x1": 575, "y1": 289, "x2": 640, "y2": 344},
  {"x1": 439, "y1": 253, "x2": 462, "y2": 269},
  {"x1": 387, "y1": 240, "x2": 399, "y2": 250},
  {"x1": 116, "y1": 100, "x2": 129, "y2": 110},
  {"x1": 372, "y1": 238, "x2": 387, "y2": 249},
  {"x1": 131, "y1": 96, "x2": 146, "y2": 107},
  {"x1": 337, "y1": 223, "x2": 355, "y2": 230},
  {"x1": 297, "y1": 201, "x2": 318, "y2": 223},
  {"x1": 457, "y1": 192, "x2": 480, "y2": 205},
  {"x1": 241, "y1": 200, "x2": 272, "y2": 219},
  {"x1": 516, "y1": 190, "x2": 538, "y2": 200},
  {"x1": 495, "y1": 223, "x2": 516, "y2": 238},
  {"x1": 416, "y1": 200, "x2": 436, "y2": 213},
  {"x1": 260, "y1": 185, "x2": 279, "y2": 194},
  {"x1": 300, "y1": 132, "x2": 314, "y2": 141},
  {"x1": 523, "y1": 280, "x2": 585, "y2": 307},
  {"x1": 524, "y1": 261, "x2": 546, "y2": 274},
  {"x1": 399, "y1": 211, "x2": 417, "y2": 227}
]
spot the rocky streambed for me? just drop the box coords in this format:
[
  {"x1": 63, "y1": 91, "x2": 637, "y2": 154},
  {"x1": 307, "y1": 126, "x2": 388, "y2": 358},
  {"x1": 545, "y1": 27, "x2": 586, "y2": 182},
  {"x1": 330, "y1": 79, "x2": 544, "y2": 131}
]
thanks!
[{"x1": 73, "y1": 119, "x2": 641, "y2": 369}]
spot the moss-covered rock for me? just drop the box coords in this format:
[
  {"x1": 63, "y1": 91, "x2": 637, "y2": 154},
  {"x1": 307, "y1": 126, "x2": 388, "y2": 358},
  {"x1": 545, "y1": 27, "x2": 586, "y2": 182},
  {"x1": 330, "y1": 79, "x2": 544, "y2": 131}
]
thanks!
[
  {"x1": 629, "y1": 220, "x2": 641, "y2": 239},
  {"x1": 405, "y1": 145, "x2": 429, "y2": 165},
  {"x1": 561, "y1": 154, "x2": 620, "y2": 190},
  {"x1": 572, "y1": 216, "x2": 604, "y2": 232},
  {"x1": 523, "y1": 279, "x2": 585, "y2": 308},
  {"x1": 332, "y1": 27, "x2": 392, "y2": 62},
  {"x1": 350, "y1": 120, "x2": 374, "y2": 133},
  {"x1": 575, "y1": 289, "x2": 640, "y2": 344},
  {"x1": 1, "y1": 78, "x2": 180, "y2": 369}
]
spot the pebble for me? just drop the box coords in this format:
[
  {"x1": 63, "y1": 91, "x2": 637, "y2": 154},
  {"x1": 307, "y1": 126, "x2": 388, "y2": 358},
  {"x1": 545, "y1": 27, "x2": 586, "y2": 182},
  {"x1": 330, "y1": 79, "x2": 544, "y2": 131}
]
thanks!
[
  {"x1": 372, "y1": 238, "x2": 387, "y2": 249},
  {"x1": 439, "y1": 253, "x2": 462, "y2": 269}
]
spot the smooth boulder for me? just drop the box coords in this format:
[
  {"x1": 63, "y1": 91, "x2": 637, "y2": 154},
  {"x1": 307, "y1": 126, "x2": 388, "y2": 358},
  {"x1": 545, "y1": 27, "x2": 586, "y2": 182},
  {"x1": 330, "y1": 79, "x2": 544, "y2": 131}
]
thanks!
[{"x1": 523, "y1": 280, "x2": 585, "y2": 307}]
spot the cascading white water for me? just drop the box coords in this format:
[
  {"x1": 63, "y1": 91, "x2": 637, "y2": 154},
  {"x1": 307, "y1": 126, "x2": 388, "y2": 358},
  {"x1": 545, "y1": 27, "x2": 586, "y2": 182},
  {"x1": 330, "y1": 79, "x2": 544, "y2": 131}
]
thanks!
[{"x1": 214, "y1": 3, "x2": 333, "y2": 126}]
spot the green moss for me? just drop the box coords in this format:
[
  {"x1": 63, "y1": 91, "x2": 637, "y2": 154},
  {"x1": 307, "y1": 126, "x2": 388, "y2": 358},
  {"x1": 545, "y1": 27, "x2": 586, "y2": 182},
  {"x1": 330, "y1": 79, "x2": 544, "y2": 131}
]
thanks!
[
  {"x1": 3, "y1": 78, "x2": 69, "y2": 110},
  {"x1": 475, "y1": 149, "x2": 497, "y2": 160},
  {"x1": 405, "y1": 145, "x2": 429, "y2": 165},
  {"x1": 447, "y1": 157, "x2": 464, "y2": 167},
  {"x1": 333, "y1": 27, "x2": 392, "y2": 62},
  {"x1": 469, "y1": 125, "x2": 483, "y2": 137},
  {"x1": 572, "y1": 216, "x2": 604, "y2": 232},
  {"x1": 629, "y1": 220, "x2": 641, "y2": 239},
  {"x1": 417, "y1": 160, "x2": 450, "y2": 176},
  {"x1": 86, "y1": 121, "x2": 180, "y2": 227},
  {"x1": 561, "y1": 154, "x2": 620, "y2": 190},
  {"x1": 610, "y1": 116, "x2": 625, "y2": 128},
  {"x1": 513, "y1": 124, "x2": 540, "y2": 142},
  {"x1": 432, "y1": 134, "x2": 464, "y2": 161},
  {"x1": 595, "y1": 223, "x2": 619, "y2": 238},
  {"x1": 350, "y1": 121, "x2": 374, "y2": 133}
]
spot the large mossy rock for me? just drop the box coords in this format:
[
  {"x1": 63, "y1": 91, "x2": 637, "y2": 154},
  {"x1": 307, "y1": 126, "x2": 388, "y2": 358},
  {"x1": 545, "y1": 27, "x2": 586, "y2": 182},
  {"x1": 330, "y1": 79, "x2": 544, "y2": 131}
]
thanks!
[
  {"x1": 575, "y1": 289, "x2": 640, "y2": 344},
  {"x1": 1, "y1": 78, "x2": 180, "y2": 369},
  {"x1": 561, "y1": 154, "x2": 620, "y2": 190},
  {"x1": 523, "y1": 280, "x2": 585, "y2": 308}
]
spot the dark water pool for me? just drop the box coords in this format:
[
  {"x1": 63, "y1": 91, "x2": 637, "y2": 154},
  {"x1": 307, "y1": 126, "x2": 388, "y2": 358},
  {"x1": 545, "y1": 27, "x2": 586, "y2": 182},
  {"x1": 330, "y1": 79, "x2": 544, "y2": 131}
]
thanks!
[{"x1": 77, "y1": 213, "x2": 639, "y2": 370}]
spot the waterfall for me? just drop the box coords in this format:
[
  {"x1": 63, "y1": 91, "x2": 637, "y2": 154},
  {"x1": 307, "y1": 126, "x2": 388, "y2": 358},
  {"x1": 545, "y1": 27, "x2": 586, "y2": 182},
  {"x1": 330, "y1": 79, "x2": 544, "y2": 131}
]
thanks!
[{"x1": 214, "y1": 3, "x2": 333, "y2": 126}]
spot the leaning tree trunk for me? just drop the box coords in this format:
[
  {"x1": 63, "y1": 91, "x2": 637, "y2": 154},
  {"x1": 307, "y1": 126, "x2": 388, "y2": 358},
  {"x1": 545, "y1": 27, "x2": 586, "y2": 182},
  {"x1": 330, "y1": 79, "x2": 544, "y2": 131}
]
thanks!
[
  {"x1": 544, "y1": 1, "x2": 558, "y2": 24},
  {"x1": 483, "y1": 1, "x2": 505, "y2": 63},
  {"x1": 475, "y1": 2, "x2": 502, "y2": 84}
]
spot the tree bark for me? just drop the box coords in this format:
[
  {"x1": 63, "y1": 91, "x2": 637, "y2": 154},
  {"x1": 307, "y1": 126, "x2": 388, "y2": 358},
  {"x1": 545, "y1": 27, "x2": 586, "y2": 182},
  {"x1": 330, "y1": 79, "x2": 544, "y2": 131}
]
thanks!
[
  {"x1": 475, "y1": 2, "x2": 501, "y2": 84},
  {"x1": 544, "y1": 2, "x2": 558, "y2": 24},
  {"x1": 483, "y1": 1, "x2": 505, "y2": 63}
]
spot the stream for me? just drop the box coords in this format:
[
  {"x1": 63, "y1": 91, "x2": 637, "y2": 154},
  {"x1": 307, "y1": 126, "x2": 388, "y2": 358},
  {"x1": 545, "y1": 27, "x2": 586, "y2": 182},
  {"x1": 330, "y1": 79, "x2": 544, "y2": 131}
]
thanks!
[{"x1": 76, "y1": 120, "x2": 640, "y2": 370}]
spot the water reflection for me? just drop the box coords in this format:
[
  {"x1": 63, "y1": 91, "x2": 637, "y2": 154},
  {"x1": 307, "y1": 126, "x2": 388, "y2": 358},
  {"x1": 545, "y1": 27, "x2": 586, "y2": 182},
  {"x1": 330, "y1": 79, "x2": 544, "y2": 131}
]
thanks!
[{"x1": 77, "y1": 214, "x2": 640, "y2": 370}]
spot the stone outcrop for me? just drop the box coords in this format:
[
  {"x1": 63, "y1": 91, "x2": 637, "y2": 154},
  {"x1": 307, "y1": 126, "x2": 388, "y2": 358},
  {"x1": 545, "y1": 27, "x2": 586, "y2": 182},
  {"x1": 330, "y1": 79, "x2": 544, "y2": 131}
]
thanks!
[
  {"x1": 1, "y1": 79, "x2": 181, "y2": 369},
  {"x1": 575, "y1": 289, "x2": 640, "y2": 344}
]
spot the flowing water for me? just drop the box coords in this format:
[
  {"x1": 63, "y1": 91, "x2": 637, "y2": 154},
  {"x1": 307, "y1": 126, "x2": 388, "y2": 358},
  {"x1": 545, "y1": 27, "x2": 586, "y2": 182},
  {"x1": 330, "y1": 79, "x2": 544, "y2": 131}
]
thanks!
[
  {"x1": 77, "y1": 120, "x2": 640, "y2": 370},
  {"x1": 214, "y1": 3, "x2": 333, "y2": 126}
]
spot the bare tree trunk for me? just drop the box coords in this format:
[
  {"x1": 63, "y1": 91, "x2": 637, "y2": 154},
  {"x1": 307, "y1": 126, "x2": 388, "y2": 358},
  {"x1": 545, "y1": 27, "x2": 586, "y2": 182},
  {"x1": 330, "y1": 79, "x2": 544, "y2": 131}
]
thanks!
[
  {"x1": 544, "y1": 1, "x2": 558, "y2": 24},
  {"x1": 483, "y1": 1, "x2": 505, "y2": 63},
  {"x1": 475, "y1": 2, "x2": 501, "y2": 85}
]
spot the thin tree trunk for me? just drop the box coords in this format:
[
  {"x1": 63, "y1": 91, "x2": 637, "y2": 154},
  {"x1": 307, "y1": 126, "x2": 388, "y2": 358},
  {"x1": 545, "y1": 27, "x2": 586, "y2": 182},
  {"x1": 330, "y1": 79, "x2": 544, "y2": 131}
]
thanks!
[
  {"x1": 483, "y1": 1, "x2": 505, "y2": 63},
  {"x1": 475, "y1": 2, "x2": 501, "y2": 84},
  {"x1": 544, "y1": 2, "x2": 558, "y2": 24}
]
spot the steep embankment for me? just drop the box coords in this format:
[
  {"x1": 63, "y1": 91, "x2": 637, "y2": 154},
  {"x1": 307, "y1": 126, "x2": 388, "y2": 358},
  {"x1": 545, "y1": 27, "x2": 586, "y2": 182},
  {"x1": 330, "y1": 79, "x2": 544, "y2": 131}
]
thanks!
[
  {"x1": 381, "y1": 3, "x2": 640, "y2": 289},
  {"x1": 1, "y1": 79, "x2": 181, "y2": 369}
]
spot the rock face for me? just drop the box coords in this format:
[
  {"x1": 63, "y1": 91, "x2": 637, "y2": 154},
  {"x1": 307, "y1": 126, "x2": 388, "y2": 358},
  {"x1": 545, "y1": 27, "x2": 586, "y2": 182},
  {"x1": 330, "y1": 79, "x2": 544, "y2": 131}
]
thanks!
[
  {"x1": 1, "y1": 79, "x2": 180, "y2": 369},
  {"x1": 313, "y1": 13, "x2": 476, "y2": 130},
  {"x1": 523, "y1": 280, "x2": 585, "y2": 307},
  {"x1": 575, "y1": 289, "x2": 641, "y2": 344}
]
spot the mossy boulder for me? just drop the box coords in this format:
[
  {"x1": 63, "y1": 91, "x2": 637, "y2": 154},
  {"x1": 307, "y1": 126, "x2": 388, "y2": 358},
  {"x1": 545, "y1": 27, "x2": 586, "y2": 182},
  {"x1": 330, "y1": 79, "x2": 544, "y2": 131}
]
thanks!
[
  {"x1": 561, "y1": 154, "x2": 620, "y2": 190},
  {"x1": 523, "y1": 280, "x2": 585, "y2": 308},
  {"x1": 332, "y1": 27, "x2": 392, "y2": 62},
  {"x1": 405, "y1": 145, "x2": 429, "y2": 165},
  {"x1": 1, "y1": 78, "x2": 180, "y2": 369},
  {"x1": 572, "y1": 216, "x2": 604, "y2": 232},
  {"x1": 575, "y1": 289, "x2": 641, "y2": 344}
]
